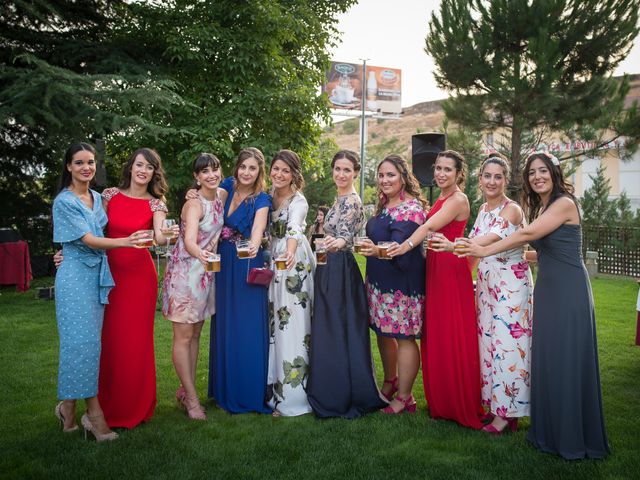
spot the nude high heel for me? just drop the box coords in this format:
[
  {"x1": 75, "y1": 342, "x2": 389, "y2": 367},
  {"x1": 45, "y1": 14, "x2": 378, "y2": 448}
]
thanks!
[
  {"x1": 182, "y1": 395, "x2": 206, "y2": 421},
  {"x1": 81, "y1": 413, "x2": 118, "y2": 442},
  {"x1": 55, "y1": 401, "x2": 79, "y2": 433}
]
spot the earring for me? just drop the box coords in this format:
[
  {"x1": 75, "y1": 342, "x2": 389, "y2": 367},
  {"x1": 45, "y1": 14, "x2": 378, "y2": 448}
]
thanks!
[
  {"x1": 399, "y1": 189, "x2": 406, "y2": 201},
  {"x1": 196, "y1": 181, "x2": 201, "y2": 186}
]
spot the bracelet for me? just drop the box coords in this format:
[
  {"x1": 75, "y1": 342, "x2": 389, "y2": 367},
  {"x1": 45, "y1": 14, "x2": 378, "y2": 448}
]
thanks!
[{"x1": 407, "y1": 240, "x2": 414, "y2": 249}]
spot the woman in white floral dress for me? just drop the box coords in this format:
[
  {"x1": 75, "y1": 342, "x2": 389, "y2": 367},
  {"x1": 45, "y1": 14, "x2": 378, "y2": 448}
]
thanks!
[
  {"x1": 442, "y1": 153, "x2": 533, "y2": 434},
  {"x1": 266, "y1": 150, "x2": 314, "y2": 416}
]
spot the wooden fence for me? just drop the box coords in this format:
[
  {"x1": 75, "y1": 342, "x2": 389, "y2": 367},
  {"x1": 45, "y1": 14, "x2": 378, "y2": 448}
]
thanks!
[{"x1": 582, "y1": 225, "x2": 640, "y2": 277}]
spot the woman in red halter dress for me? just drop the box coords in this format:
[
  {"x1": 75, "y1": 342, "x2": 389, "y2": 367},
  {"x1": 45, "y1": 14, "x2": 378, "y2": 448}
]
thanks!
[{"x1": 388, "y1": 150, "x2": 483, "y2": 429}]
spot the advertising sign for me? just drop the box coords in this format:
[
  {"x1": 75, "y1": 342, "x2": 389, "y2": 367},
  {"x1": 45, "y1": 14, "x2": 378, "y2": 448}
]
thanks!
[{"x1": 324, "y1": 61, "x2": 402, "y2": 114}]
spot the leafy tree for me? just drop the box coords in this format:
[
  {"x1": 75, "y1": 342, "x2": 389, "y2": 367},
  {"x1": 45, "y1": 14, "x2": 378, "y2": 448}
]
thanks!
[
  {"x1": 425, "y1": 0, "x2": 640, "y2": 193},
  {"x1": 0, "y1": 0, "x2": 182, "y2": 252},
  {"x1": 122, "y1": 0, "x2": 356, "y2": 209}
]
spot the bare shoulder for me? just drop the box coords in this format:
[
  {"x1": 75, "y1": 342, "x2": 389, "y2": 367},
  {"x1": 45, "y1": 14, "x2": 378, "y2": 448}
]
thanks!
[{"x1": 500, "y1": 202, "x2": 523, "y2": 225}]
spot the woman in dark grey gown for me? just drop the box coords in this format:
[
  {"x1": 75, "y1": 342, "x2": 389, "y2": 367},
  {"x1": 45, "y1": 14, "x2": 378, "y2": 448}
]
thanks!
[
  {"x1": 307, "y1": 149, "x2": 386, "y2": 418},
  {"x1": 462, "y1": 152, "x2": 609, "y2": 460}
]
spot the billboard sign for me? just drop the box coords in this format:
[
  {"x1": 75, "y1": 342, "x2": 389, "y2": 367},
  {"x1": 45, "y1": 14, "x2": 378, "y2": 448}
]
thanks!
[{"x1": 324, "y1": 61, "x2": 401, "y2": 114}]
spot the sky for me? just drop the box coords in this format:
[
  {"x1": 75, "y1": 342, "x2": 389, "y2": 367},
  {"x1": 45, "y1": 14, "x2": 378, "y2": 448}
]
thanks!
[{"x1": 330, "y1": 0, "x2": 640, "y2": 110}]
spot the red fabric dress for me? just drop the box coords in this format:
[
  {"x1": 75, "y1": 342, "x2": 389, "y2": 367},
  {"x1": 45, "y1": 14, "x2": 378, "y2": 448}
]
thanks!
[
  {"x1": 98, "y1": 188, "x2": 165, "y2": 428},
  {"x1": 421, "y1": 195, "x2": 483, "y2": 429}
]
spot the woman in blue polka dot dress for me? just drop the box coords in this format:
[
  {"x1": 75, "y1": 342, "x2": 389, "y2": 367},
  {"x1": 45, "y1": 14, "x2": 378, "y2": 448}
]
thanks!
[{"x1": 52, "y1": 143, "x2": 149, "y2": 441}]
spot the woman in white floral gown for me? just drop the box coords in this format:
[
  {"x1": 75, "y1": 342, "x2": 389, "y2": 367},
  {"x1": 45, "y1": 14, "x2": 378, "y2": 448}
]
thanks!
[{"x1": 266, "y1": 150, "x2": 314, "y2": 416}]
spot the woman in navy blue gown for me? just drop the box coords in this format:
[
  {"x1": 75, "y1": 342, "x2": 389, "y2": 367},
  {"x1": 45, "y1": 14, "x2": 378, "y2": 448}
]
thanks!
[{"x1": 208, "y1": 147, "x2": 272, "y2": 414}]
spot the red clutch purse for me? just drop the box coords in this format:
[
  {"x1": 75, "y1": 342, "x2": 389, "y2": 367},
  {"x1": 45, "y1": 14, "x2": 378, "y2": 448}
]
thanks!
[{"x1": 246, "y1": 267, "x2": 274, "y2": 287}]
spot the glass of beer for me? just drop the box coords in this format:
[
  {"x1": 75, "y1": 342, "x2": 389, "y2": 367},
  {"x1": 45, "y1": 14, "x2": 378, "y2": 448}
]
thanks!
[
  {"x1": 426, "y1": 232, "x2": 436, "y2": 250},
  {"x1": 377, "y1": 241, "x2": 393, "y2": 260},
  {"x1": 353, "y1": 236, "x2": 369, "y2": 254},
  {"x1": 204, "y1": 252, "x2": 221, "y2": 272},
  {"x1": 454, "y1": 237, "x2": 468, "y2": 255},
  {"x1": 315, "y1": 239, "x2": 327, "y2": 265},
  {"x1": 134, "y1": 230, "x2": 155, "y2": 249},
  {"x1": 236, "y1": 239, "x2": 251, "y2": 258},
  {"x1": 275, "y1": 253, "x2": 288, "y2": 271}
]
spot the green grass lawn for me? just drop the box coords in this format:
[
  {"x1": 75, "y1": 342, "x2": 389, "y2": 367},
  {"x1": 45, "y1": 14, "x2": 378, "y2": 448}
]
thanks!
[{"x1": 1, "y1": 274, "x2": 638, "y2": 480}]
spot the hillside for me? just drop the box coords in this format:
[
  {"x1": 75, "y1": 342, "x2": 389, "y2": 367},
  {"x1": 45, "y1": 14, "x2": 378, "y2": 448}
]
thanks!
[{"x1": 324, "y1": 73, "x2": 640, "y2": 156}]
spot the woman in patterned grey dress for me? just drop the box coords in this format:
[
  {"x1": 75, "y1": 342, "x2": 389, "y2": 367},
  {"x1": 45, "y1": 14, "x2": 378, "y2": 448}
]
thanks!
[{"x1": 307, "y1": 150, "x2": 386, "y2": 419}]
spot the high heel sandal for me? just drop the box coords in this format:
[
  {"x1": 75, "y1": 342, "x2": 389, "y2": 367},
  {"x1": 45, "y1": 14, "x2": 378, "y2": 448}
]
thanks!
[
  {"x1": 381, "y1": 394, "x2": 417, "y2": 415},
  {"x1": 381, "y1": 377, "x2": 399, "y2": 401},
  {"x1": 80, "y1": 413, "x2": 118, "y2": 442},
  {"x1": 176, "y1": 385, "x2": 186, "y2": 404},
  {"x1": 482, "y1": 417, "x2": 518, "y2": 435},
  {"x1": 480, "y1": 411, "x2": 495, "y2": 424},
  {"x1": 182, "y1": 395, "x2": 206, "y2": 421},
  {"x1": 55, "y1": 402, "x2": 79, "y2": 433}
]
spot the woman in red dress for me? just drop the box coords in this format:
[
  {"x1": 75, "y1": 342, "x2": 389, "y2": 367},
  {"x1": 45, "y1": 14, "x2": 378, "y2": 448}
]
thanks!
[
  {"x1": 98, "y1": 148, "x2": 175, "y2": 429},
  {"x1": 388, "y1": 150, "x2": 483, "y2": 429}
]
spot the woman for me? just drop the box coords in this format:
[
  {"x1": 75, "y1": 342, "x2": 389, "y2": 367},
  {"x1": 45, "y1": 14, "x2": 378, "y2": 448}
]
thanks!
[
  {"x1": 307, "y1": 149, "x2": 386, "y2": 418},
  {"x1": 387, "y1": 150, "x2": 484, "y2": 429},
  {"x1": 208, "y1": 147, "x2": 272, "y2": 414},
  {"x1": 266, "y1": 149, "x2": 314, "y2": 416},
  {"x1": 307, "y1": 205, "x2": 329, "y2": 250},
  {"x1": 462, "y1": 152, "x2": 609, "y2": 459},
  {"x1": 359, "y1": 155, "x2": 428, "y2": 414},
  {"x1": 53, "y1": 142, "x2": 149, "y2": 441},
  {"x1": 164, "y1": 153, "x2": 225, "y2": 420},
  {"x1": 433, "y1": 153, "x2": 533, "y2": 433},
  {"x1": 98, "y1": 148, "x2": 174, "y2": 429}
]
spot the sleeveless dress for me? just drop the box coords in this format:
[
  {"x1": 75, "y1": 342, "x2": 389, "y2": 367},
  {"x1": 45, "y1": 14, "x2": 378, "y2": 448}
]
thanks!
[
  {"x1": 307, "y1": 192, "x2": 386, "y2": 418},
  {"x1": 266, "y1": 192, "x2": 314, "y2": 416},
  {"x1": 208, "y1": 177, "x2": 272, "y2": 414},
  {"x1": 366, "y1": 198, "x2": 427, "y2": 339},
  {"x1": 527, "y1": 223, "x2": 609, "y2": 459},
  {"x1": 469, "y1": 200, "x2": 533, "y2": 418},
  {"x1": 98, "y1": 188, "x2": 167, "y2": 428},
  {"x1": 53, "y1": 188, "x2": 114, "y2": 400},
  {"x1": 422, "y1": 194, "x2": 484, "y2": 429},
  {"x1": 163, "y1": 192, "x2": 224, "y2": 323}
]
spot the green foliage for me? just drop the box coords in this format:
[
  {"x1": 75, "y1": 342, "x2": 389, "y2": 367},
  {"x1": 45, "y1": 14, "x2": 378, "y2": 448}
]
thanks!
[
  {"x1": 342, "y1": 119, "x2": 359, "y2": 135},
  {"x1": 302, "y1": 137, "x2": 340, "y2": 219},
  {"x1": 581, "y1": 163, "x2": 618, "y2": 228},
  {"x1": 426, "y1": 0, "x2": 640, "y2": 192},
  {"x1": 0, "y1": 0, "x2": 183, "y2": 251}
]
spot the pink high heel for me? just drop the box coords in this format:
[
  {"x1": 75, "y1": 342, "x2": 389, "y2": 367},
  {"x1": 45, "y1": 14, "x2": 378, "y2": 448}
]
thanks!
[
  {"x1": 482, "y1": 417, "x2": 518, "y2": 435},
  {"x1": 381, "y1": 394, "x2": 417, "y2": 414},
  {"x1": 381, "y1": 377, "x2": 399, "y2": 401},
  {"x1": 175, "y1": 385, "x2": 186, "y2": 404},
  {"x1": 182, "y1": 395, "x2": 206, "y2": 421}
]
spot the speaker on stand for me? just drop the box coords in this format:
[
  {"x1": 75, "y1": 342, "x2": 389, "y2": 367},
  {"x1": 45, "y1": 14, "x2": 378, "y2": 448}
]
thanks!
[{"x1": 411, "y1": 133, "x2": 446, "y2": 205}]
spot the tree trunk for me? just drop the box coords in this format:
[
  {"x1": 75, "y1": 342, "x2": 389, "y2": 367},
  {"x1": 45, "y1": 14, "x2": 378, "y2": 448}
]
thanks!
[{"x1": 510, "y1": 122, "x2": 523, "y2": 200}]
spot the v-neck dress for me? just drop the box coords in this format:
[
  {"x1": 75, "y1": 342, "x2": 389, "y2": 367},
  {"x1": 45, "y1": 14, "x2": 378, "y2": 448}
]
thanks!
[
  {"x1": 53, "y1": 188, "x2": 114, "y2": 399},
  {"x1": 208, "y1": 177, "x2": 272, "y2": 414}
]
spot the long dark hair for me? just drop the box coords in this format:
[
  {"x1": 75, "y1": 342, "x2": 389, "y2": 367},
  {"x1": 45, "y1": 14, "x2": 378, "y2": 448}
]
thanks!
[
  {"x1": 232, "y1": 147, "x2": 267, "y2": 197},
  {"x1": 118, "y1": 148, "x2": 168, "y2": 201},
  {"x1": 310, "y1": 205, "x2": 329, "y2": 234},
  {"x1": 375, "y1": 154, "x2": 428, "y2": 215},
  {"x1": 270, "y1": 149, "x2": 305, "y2": 191},
  {"x1": 521, "y1": 152, "x2": 576, "y2": 223},
  {"x1": 57, "y1": 142, "x2": 96, "y2": 193}
]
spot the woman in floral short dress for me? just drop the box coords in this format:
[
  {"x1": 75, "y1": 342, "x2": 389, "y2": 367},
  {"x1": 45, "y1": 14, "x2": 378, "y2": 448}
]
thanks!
[{"x1": 163, "y1": 153, "x2": 225, "y2": 420}]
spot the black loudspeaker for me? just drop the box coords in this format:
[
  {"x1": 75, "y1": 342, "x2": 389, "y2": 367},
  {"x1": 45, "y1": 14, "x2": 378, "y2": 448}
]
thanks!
[{"x1": 411, "y1": 133, "x2": 446, "y2": 186}]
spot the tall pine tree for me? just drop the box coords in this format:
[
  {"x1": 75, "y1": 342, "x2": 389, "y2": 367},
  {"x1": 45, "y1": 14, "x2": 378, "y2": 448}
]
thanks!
[{"x1": 425, "y1": 0, "x2": 640, "y2": 192}]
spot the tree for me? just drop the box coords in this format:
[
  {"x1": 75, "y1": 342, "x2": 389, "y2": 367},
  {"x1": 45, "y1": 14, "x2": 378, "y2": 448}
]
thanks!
[
  {"x1": 425, "y1": 0, "x2": 640, "y2": 193},
  {"x1": 120, "y1": 0, "x2": 356, "y2": 210},
  {"x1": 581, "y1": 163, "x2": 618, "y2": 228},
  {"x1": 0, "y1": 0, "x2": 182, "y2": 252}
]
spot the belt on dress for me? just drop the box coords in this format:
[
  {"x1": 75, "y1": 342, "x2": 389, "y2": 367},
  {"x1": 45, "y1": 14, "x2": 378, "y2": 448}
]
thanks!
[{"x1": 64, "y1": 250, "x2": 115, "y2": 304}]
